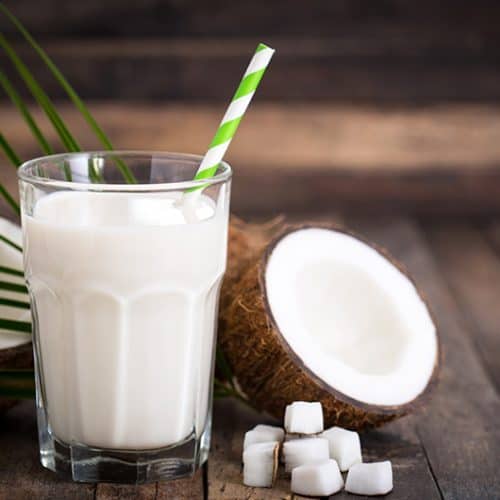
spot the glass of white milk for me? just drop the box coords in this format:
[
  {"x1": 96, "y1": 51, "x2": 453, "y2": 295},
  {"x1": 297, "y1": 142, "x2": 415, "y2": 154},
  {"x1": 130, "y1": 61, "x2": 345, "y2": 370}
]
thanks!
[{"x1": 18, "y1": 151, "x2": 231, "y2": 483}]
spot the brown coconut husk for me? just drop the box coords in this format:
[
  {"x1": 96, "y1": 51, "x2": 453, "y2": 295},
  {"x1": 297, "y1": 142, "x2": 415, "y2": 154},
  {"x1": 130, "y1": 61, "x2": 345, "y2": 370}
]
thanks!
[
  {"x1": 217, "y1": 216, "x2": 285, "y2": 382},
  {"x1": 224, "y1": 215, "x2": 285, "y2": 301},
  {"x1": 220, "y1": 215, "x2": 285, "y2": 326},
  {"x1": 219, "y1": 223, "x2": 440, "y2": 430},
  {"x1": 0, "y1": 342, "x2": 33, "y2": 414}
]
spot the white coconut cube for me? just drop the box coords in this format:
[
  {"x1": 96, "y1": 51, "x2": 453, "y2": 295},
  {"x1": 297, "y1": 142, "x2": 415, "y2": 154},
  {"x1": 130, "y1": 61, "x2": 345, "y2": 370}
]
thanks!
[
  {"x1": 321, "y1": 426, "x2": 362, "y2": 471},
  {"x1": 291, "y1": 459, "x2": 344, "y2": 496},
  {"x1": 284, "y1": 401, "x2": 324, "y2": 434},
  {"x1": 282, "y1": 437, "x2": 329, "y2": 472},
  {"x1": 284, "y1": 432, "x2": 311, "y2": 442},
  {"x1": 345, "y1": 461, "x2": 393, "y2": 496},
  {"x1": 242, "y1": 442, "x2": 279, "y2": 488},
  {"x1": 243, "y1": 424, "x2": 284, "y2": 449},
  {"x1": 254, "y1": 424, "x2": 285, "y2": 440}
]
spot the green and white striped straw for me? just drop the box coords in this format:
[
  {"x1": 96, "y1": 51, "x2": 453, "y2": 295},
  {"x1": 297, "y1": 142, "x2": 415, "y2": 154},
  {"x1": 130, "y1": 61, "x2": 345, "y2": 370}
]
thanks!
[{"x1": 193, "y1": 43, "x2": 275, "y2": 182}]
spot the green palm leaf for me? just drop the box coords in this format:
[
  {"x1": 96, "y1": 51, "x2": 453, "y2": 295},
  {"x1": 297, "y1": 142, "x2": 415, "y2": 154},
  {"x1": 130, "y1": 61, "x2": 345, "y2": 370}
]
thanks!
[
  {"x1": 0, "y1": 318, "x2": 31, "y2": 333},
  {"x1": 0, "y1": 234, "x2": 22, "y2": 252},
  {"x1": 0, "y1": 133, "x2": 21, "y2": 215},
  {"x1": 0, "y1": 34, "x2": 79, "y2": 157},
  {"x1": 0, "y1": 297, "x2": 30, "y2": 309},
  {"x1": 0, "y1": 184, "x2": 20, "y2": 216},
  {"x1": 0, "y1": 70, "x2": 53, "y2": 155},
  {"x1": 0, "y1": 370, "x2": 35, "y2": 399},
  {"x1": 0, "y1": 3, "x2": 137, "y2": 184},
  {"x1": 0, "y1": 281, "x2": 28, "y2": 294},
  {"x1": 0, "y1": 131, "x2": 21, "y2": 167},
  {"x1": 0, "y1": 265, "x2": 24, "y2": 278}
]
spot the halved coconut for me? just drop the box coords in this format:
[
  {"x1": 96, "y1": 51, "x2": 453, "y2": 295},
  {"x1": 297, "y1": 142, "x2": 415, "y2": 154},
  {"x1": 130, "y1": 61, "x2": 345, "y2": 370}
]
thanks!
[
  {"x1": 220, "y1": 224, "x2": 439, "y2": 429},
  {"x1": 0, "y1": 217, "x2": 32, "y2": 413},
  {"x1": 223, "y1": 216, "x2": 284, "y2": 305}
]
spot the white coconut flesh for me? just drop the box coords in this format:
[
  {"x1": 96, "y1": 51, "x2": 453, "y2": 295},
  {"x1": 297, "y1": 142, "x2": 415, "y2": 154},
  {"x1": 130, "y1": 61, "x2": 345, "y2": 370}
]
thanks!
[
  {"x1": 0, "y1": 217, "x2": 30, "y2": 350},
  {"x1": 265, "y1": 228, "x2": 437, "y2": 407}
]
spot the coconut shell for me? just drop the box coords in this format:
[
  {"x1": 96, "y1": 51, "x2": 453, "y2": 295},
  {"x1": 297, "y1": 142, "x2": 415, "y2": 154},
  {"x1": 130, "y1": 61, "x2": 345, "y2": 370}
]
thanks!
[
  {"x1": 0, "y1": 342, "x2": 33, "y2": 414},
  {"x1": 217, "y1": 216, "x2": 285, "y2": 382},
  {"x1": 219, "y1": 223, "x2": 440, "y2": 430},
  {"x1": 223, "y1": 216, "x2": 285, "y2": 304}
]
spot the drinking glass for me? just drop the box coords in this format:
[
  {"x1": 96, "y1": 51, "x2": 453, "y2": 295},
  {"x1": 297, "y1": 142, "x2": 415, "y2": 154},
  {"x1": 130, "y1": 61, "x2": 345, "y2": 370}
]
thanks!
[{"x1": 18, "y1": 151, "x2": 231, "y2": 483}]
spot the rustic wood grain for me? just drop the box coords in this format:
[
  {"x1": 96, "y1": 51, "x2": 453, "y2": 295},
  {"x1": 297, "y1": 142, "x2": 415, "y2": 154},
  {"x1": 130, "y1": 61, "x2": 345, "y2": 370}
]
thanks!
[
  {"x1": 348, "y1": 216, "x2": 500, "y2": 500},
  {"x1": 96, "y1": 483, "x2": 156, "y2": 500},
  {"x1": 5, "y1": 0, "x2": 500, "y2": 39},
  {"x1": 485, "y1": 220, "x2": 500, "y2": 255},
  {"x1": 2, "y1": 103, "x2": 500, "y2": 215},
  {"x1": 0, "y1": 401, "x2": 96, "y2": 500},
  {"x1": 3, "y1": 36, "x2": 499, "y2": 103},
  {"x1": 423, "y1": 222, "x2": 500, "y2": 393},
  {"x1": 209, "y1": 399, "x2": 292, "y2": 499},
  {"x1": 95, "y1": 470, "x2": 204, "y2": 500},
  {"x1": 156, "y1": 470, "x2": 204, "y2": 500},
  {"x1": 6, "y1": 104, "x2": 499, "y2": 172},
  {"x1": 2, "y1": 0, "x2": 499, "y2": 102}
]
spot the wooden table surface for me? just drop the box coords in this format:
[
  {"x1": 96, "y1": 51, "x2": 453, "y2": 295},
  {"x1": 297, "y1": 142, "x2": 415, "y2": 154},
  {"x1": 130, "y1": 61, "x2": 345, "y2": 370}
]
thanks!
[{"x1": 1, "y1": 214, "x2": 499, "y2": 499}]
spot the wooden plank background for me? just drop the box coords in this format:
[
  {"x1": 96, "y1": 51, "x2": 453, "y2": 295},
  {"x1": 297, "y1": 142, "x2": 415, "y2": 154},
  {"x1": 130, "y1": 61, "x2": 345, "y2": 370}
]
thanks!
[
  {"x1": 1, "y1": 0, "x2": 500, "y2": 103},
  {"x1": 2, "y1": 103, "x2": 500, "y2": 215},
  {"x1": 2, "y1": 0, "x2": 500, "y2": 214}
]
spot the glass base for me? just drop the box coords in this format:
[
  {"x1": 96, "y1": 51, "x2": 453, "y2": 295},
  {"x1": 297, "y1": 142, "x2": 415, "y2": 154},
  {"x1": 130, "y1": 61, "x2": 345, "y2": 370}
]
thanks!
[{"x1": 38, "y1": 409, "x2": 211, "y2": 483}]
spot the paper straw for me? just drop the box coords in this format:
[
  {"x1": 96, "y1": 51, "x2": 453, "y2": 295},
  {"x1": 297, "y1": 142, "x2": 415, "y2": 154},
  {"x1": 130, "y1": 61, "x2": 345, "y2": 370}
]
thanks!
[{"x1": 193, "y1": 43, "x2": 275, "y2": 183}]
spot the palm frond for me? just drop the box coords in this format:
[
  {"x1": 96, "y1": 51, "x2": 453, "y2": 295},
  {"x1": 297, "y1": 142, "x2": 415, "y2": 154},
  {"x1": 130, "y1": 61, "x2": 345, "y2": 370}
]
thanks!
[
  {"x1": 0, "y1": 318, "x2": 31, "y2": 333},
  {"x1": 0, "y1": 234, "x2": 22, "y2": 252},
  {"x1": 0, "y1": 297, "x2": 29, "y2": 309},
  {"x1": 0, "y1": 369, "x2": 35, "y2": 399},
  {"x1": 0, "y1": 4, "x2": 137, "y2": 184},
  {"x1": 0, "y1": 131, "x2": 21, "y2": 167},
  {"x1": 0, "y1": 265, "x2": 24, "y2": 277},
  {"x1": 0, "y1": 184, "x2": 20, "y2": 216},
  {"x1": 216, "y1": 347, "x2": 234, "y2": 383},
  {"x1": 0, "y1": 281, "x2": 28, "y2": 294},
  {"x1": 0, "y1": 34, "x2": 80, "y2": 156},
  {"x1": 0, "y1": 70, "x2": 53, "y2": 155},
  {"x1": 0, "y1": 133, "x2": 21, "y2": 215}
]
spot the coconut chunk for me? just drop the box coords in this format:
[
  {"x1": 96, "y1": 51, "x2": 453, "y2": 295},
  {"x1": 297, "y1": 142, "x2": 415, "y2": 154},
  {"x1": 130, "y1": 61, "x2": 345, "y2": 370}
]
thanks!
[
  {"x1": 284, "y1": 432, "x2": 314, "y2": 442},
  {"x1": 284, "y1": 401, "x2": 324, "y2": 434},
  {"x1": 281, "y1": 433, "x2": 312, "y2": 464},
  {"x1": 291, "y1": 459, "x2": 344, "y2": 496},
  {"x1": 280, "y1": 433, "x2": 311, "y2": 464},
  {"x1": 282, "y1": 437, "x2": 329, "y2": 472},
  {"x1": 254, "y1": 424, "x2": 285, "y2": 440},
  {"x1": 321, "y1": 426, "x2": 362, "y2": 471},
  {"x1": 345, "y1": 461, "x2": 393, "y2": 496},
  {"x1": 242, "y1": 442, "x2": 279, "y2": 488},
  {"x1": 243, "y1": 424, "x2": 284, "y2": 449}
]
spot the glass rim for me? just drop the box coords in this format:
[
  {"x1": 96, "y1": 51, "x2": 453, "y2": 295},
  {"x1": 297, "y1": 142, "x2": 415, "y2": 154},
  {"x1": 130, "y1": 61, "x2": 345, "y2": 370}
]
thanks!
[{"x1": 17, "y1": 150, "x2": 232, "y2": 192}]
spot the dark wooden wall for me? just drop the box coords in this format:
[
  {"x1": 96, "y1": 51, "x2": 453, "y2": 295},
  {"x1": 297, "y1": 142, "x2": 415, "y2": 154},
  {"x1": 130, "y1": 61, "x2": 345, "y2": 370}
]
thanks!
[
  {"x1": 2, "y1": 1, "x2": 500, "y2": 215},
  {"x1": 1, "y1": 0, "x2": 500, "y2": 102}
]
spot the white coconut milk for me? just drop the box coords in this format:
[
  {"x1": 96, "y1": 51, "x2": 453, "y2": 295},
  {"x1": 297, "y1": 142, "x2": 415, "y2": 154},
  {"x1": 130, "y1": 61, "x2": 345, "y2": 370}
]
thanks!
[{"x1": 23, "y1": 191, "x2": 227, "y2": 450}]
